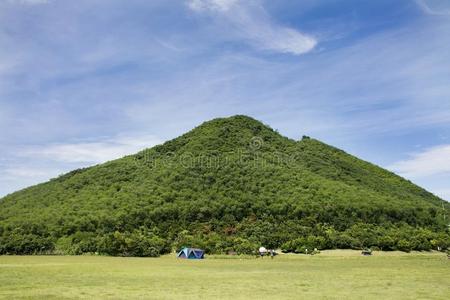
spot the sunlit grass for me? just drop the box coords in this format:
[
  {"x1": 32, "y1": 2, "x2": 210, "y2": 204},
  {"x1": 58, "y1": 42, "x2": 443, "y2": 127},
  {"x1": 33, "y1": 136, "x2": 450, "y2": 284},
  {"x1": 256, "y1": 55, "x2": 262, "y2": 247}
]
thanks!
[{"x1": 0, "y1": 251, "x2": 448, "y2": 299}]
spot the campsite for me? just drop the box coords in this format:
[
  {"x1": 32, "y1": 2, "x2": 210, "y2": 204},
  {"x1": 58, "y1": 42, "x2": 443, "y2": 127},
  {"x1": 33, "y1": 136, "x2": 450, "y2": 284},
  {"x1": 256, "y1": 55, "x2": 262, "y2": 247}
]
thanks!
[
  {"x1": 1, "y1": 1, "x2": 450, "y2": 299},
  {"x1": 0, "y1": 251, "x2": 448, "y2": 299}
]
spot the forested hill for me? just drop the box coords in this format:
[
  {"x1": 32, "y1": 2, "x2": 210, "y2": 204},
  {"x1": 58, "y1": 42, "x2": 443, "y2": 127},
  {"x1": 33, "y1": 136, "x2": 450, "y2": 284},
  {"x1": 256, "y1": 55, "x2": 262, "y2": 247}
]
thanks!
[{"x1": 0, "y1": 115, "x2": 449, "y2": 256}]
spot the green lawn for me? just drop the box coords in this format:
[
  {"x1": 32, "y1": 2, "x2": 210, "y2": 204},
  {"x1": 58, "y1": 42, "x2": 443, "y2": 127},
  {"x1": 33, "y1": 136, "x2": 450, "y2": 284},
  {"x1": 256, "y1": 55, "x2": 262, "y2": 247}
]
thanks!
[{"x1": 0, "y1": 251, "x2": 449, "y2": 299}]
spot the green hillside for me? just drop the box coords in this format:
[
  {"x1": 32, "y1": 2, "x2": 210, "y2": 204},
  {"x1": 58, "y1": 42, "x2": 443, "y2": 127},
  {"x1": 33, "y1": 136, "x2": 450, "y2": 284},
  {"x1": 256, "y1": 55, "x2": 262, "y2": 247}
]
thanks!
[{"x1": 0, "y1": 115, "x2": 448, "y2": 256}]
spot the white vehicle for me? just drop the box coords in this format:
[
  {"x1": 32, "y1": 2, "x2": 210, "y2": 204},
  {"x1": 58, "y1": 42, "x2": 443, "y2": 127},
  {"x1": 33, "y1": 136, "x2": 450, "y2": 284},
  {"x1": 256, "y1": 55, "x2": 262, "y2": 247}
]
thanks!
[{"x1": 258, "y1": 247, "x2": 267, "y2": 256}]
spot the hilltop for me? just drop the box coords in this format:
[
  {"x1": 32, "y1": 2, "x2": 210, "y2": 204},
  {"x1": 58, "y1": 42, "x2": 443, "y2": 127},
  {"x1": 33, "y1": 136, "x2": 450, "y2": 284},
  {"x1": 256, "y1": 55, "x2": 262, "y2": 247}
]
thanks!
[{"x1": 0, "y1": 115, "x2": 448, "y2": 256}]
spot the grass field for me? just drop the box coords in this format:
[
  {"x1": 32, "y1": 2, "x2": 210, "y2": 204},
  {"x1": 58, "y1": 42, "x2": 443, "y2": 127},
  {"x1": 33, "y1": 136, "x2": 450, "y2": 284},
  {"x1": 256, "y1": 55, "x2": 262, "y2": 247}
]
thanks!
[{"x1": 0, "y1": 251, "x2": 449, "y2": 299}]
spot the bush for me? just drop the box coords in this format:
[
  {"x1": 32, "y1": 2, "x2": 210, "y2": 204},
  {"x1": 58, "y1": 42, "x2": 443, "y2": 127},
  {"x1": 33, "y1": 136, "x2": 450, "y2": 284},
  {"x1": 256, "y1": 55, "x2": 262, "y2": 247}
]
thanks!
[
  {"x1": 280, "y1": 236, "x2": 326, "y2": 254},
  {"x1": 97, "y1": 230, "x2": 168, "y2": 257},
  {"x1": 55, "y1": 236, "x2": 74, "y2": 255},
  {"x1": 0, "y1": 233, "x2": 54, "y2": 255},
  {"x1": 397, "y1": 239, "x2": 411, "y2": 252},
  {"x1": 378, "y1": 236, "x2": 395, "y2": 251},
  {"x1": 231, "y1": 238, "x2": 257, "y2": 255},
  {"x1": 430, "y1": 233, "x2": 450, "y2": 251}
]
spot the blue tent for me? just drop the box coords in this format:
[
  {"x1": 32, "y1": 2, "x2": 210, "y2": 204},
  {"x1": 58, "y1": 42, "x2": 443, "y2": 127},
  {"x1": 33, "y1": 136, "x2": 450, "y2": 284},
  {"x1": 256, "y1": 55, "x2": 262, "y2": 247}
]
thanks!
[{"x1": 177, "y1": 248, "x2": 205, "y2": 259}]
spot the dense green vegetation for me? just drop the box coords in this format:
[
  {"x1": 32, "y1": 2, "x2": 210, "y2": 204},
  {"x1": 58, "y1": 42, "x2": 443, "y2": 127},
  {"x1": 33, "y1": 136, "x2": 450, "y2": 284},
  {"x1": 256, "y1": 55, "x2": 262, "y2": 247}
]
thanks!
[{"x1": 0, "y1": 115, "x2": 449, "y2": 256}]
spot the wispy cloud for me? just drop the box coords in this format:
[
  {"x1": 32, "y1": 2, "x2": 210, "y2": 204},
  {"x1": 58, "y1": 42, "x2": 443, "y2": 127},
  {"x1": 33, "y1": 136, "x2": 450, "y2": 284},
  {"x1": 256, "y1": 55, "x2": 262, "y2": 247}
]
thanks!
[
  {"x1": 188, "y1": 0, "x2": 238, "y2": 12},
  {"x1": 7, "y1": 0, "x2": 49, "y2": 5},
  {"x1": 0, "y1": 133, "x2": 162, "y2": 197},
  {"x1": 22, "y1": 134, "x2": 162, "y2": 164},
  {"x1": 432, "y1": 189, "x2": 450, "y2": 200},
  {"x1": 0, "y1": 166, "x2": 62, "y2": 197},
  {"x1": 416, "y1": 0, "x2": 450, "y2": 16},
  {"x1": 120, "y1": 18, "x2": 450, "y2": 144},
  {"x1": 187, "y1": 0, "x2": 317, "y2": 55},
  {"x1": 2, "y1": 167, "x2": 58, "y2": 180},
  {"x1": 389, "y1": 144, "x2": 450, "y2": 178}
]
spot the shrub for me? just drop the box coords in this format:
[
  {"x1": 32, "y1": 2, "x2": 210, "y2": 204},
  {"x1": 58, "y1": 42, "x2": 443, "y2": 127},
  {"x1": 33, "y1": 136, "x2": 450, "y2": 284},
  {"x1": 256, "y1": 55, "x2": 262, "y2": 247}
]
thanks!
[
  {"x1": 97, "y1": 230, "x2": 168, "y2": 257},
  {"x1": 232, "y1": 238, "x2": 257, "y2": 255},
  {"x1": 397, "y1": 239, "x2": 411, "y2": 252}
]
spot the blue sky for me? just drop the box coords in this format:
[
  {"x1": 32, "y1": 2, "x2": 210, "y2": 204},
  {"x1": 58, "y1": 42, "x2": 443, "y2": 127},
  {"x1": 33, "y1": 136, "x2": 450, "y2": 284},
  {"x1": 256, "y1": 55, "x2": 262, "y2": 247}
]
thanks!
[{"x1": 1, "y1": 0, "x2": 450, "y2": 200}]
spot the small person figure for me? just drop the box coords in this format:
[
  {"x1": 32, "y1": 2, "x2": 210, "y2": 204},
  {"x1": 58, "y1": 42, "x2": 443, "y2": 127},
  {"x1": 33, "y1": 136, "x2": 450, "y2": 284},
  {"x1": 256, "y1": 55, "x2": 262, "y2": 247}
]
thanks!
[{"x1": 270, "y1": 249, "x2": 274, "y2": 259}]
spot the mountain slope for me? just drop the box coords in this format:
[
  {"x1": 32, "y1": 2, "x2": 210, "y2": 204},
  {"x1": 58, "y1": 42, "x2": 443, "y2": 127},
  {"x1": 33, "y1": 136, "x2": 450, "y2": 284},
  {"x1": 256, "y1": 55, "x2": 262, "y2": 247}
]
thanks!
[{"x1": 0, "y1": 115, "x2": 448, "y2": 256}]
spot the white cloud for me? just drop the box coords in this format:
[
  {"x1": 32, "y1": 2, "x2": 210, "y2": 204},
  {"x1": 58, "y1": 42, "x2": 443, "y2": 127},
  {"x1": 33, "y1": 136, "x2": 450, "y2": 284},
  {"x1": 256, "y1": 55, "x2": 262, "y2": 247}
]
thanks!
[
  {"x1": 0, "y1": 166, "x2": 62, "y2": 197},
  {"x1": 187, "y1": 0, "x2": 317, "y2": 55},
  {"x1": 188, "y1": 0, "x2": 238, "y2": 12},
  {"x1": 22, "y1": 134, "x2": 162, "y2": 164},
  {"x1": 389, "y1": 144, "x2": 450, "y2": 178},
  {"x1": 7, "y1": 0, "x2": 49, "y2": 5},
  {"x1": 0, "y1": 133, "x2": 163, "y2": 197},
  {"x1": 416, "y1": 0, "x2": 450, "y2": 16},
  {"x1": 432, "y1": 189, "x2": 450, "y2": 200},
  {"x1": 3, "y1": 167, "x2": 55, "y2": 179}
]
